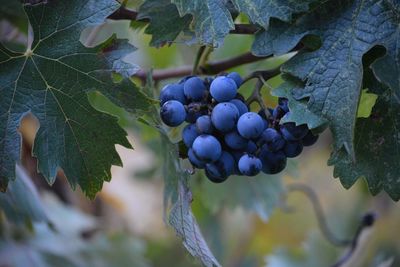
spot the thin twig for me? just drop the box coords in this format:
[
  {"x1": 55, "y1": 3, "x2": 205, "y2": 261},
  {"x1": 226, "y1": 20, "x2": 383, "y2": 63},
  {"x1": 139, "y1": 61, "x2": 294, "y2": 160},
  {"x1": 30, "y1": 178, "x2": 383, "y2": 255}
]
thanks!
[
  {"x1": 134, "y1": 52, "x2": 273, "y2": 82},
  {"x1": 230, "y1": 24, "x2": 259, "y2": 34},
  {"x1": 286, "y1": 183, "x2": 376, "y2": 267},
  {"x1": 331, "y1": 213, "x2": 376, "y2": 267},
  {"x1": 287, "y1": 183, "x2": 352, "y2": 246}
]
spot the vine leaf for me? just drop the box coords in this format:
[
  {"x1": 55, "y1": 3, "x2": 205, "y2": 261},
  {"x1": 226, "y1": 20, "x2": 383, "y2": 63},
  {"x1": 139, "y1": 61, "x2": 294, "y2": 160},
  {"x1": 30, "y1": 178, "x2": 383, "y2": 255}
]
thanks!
[
  {"x1": 0, "y1": 0, "x2": 153, "y2": 198},
  {"x1": 160, "y1": 133, "x2": 220, "y2": 267},
  {"x1": 232, "y1": 0, "x2": 314, "y2": 30},
  {"x1": 272, "y1": 76, "x2": 327, "y2": 131},
  {"x1": 137, "y1": 0, "x2": 192, "y2": 47},
  {"x1": 171, "y1": 0, "x2": 235, "y2": 47},
  {"x1": 252, "y1": 0, "x2": 400, "y2": 160},
  {"x1": 330, "y1": 30, "x2": 400, "y2": 201}
]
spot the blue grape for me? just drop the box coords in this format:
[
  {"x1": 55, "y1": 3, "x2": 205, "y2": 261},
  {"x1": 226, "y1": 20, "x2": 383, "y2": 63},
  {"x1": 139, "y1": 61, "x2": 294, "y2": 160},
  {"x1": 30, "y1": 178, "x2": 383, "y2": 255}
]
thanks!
[
  {"x1": 211, "y1": 102, "x2": 239, "y2": 132},
  {"x1": 225, "y1": 131, "x2": 248, "y2": 150},
  {"x1": 237, "y1": 112, "x2": 264, "y2": 139},
  {"x1": 192, "y1": 134, "x2": 222, "y2": 162},
  {"x1": 182, "y1": 124, "x2": 199, "y2": 147},
  {"x1": 229, "y1": 99, "x2": 248, "y2": 116},
  {"x1": 283, "y1": 141, "x2": 303, "y2": 158},
  {"x1": 184, "y1": 77, "x2": 206, "y2": 101},
  {"x1": 272, "y1": 106, "x2": 286, "y2": 120},
  {"x1": 278, "y1": 97, "x2": 289, "y2": 112},
  {"x1": 238, "y1": 154, "x2": 262, "y2": 176},
  {"x1": 205, "y1": 167, "x2": 229, "y2": 183},
  {"x1": 205, "y1": 151, "x2": 235, "y2": 181},
  {"x1": 280, "y1": 122, "x2": 308, "y2": 141},
  {"x1": 227, "y1": 72, "x2": 243, "y2": 87},
  {"x1": 160, "y1": 100, "x2": 186, "y2": 127},
  {"x1": 259, "y1": 128, "x2": 285, "y2": 152},
  {"x1": 179, "y1": 75, "x2": 194, "y2": 84},
  {"x1": 302, "y1": 131, "x2": 319, "y2": 146},
  {"x1": 196, "y1": 115, "x2": 214, "y2": 134},
  {"x1": 188, "y1": 148, "x2": 206, "y2": 168},
  {"x1": 159, "y1": 83, "x2": 186, "y2": 106},
  {"x1": 259, "y1": 146, "x2": 287, "y2": 174},
  {"x1": 210, "y1": 76, "x2": 237, "y2": 102},
  {"x1": 246, "y1": 140, "x2": 257, "y2": 154}
]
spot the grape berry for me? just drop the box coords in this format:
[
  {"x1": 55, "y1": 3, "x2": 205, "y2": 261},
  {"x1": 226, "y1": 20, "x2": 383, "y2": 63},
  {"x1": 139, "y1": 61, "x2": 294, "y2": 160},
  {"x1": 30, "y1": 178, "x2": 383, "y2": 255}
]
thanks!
[{"x1": 159, "y1": 72, "x2": 319, "y2": 183}]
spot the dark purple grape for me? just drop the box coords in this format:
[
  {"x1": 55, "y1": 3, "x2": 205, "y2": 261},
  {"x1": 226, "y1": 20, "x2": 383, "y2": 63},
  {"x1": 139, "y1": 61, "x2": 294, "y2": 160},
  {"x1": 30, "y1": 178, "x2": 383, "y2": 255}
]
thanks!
[
  {"x1": 188, "y1": 148, "x2": 206, "y2": 168},
  {"x1": 278, "y1": 97, "x2": 289, "y2": 112},
  {"x1": 280, "y1": 122, "x2": 308, "y2": 141},
  {"x1": 225, "y1": 131, "x2": 248, "y2": 150},
  {"x1": 246, "y1": 140, "x2": 257, "y2": 154},
  {"x1": 205, "y1": 151, "x2": 235, "y2": 181},
  {"x1": 283, "y1": 141, "x2": 303, "y2": 158},
  {"x1": 272, "y1": 106, "x2": 286, "y2": 120},
  {"x1": 302, "y1": 131, "x2": 319, "y2": 146},
  {"x1": 259, "y1": 146, "x2": 287, "y2": 174},
  {"x1": 259, "y1": 128, "x2": 285, "y2": 152}
]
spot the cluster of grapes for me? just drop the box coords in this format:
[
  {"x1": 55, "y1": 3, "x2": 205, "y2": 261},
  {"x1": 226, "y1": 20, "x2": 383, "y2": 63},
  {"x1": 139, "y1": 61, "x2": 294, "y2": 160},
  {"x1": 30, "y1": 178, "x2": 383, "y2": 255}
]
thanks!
[{"x1": 159, "y1": 72, "x2": 319, "y2": 183}]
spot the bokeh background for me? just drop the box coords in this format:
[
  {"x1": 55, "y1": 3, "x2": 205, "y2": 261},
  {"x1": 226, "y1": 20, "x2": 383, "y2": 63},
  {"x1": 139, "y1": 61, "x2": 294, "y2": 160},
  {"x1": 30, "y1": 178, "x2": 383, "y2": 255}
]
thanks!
[{"x1": 0, "y1": 1, "x2": 399, "y2": 266}]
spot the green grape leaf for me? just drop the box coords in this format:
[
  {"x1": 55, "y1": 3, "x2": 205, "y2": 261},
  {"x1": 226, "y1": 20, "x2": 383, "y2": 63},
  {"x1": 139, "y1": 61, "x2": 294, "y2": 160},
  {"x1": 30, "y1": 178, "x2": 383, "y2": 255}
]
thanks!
[
  {"x1": 232, "y1": 0, "x2": 314, "y2": 30},
  {"x1": 160, "y1": 133, "x2": 220, "y2": 267},
  {"x1": 252, "y1": 0, "x2": 400, "y2": 160},
  {"x1": 330, "y1": 33, "x2": 400, "y2": 200},
  {"x1": 137, "y1": 0, "x2": 192, "y2": 47},
  {"x1": 272, "y1": 77, "x2": 327, "y2": 131},
  {"x1": 0, "y1": 165, "x2": 49, "y2": 225},
  {"x1": 171, "y1": 0, "x2": 235, "y2": 46},
  {"x1": 199, "y1": 173, "x2": 284, "y2": 222},
  {"x1": 0, "y1": 0, "x2": 153, "y2": 198}
]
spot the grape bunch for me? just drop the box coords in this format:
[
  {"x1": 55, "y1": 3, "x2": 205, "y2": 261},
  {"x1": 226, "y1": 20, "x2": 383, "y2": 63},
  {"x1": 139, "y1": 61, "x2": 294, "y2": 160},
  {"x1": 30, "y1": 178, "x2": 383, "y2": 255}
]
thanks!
[{"x1": 159, "y1": 72, "x2": 319, "y2": 183}]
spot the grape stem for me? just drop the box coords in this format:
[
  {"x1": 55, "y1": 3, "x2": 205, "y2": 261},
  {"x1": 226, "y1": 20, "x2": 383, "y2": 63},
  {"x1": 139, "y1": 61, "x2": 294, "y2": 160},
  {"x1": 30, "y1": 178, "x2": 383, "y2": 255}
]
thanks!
[
  {"x1": 192, "y1": 46, "x2": 206, "y2": 75},
  {"x1": 245, "y1": 79, "x2": 273, "y2": 118},
  {"x1": 135, "y1": 52, "x2": 274, "y2": 82},
  {"x1": 286, "y1": 183, "x2": 376, "y2": 267}
]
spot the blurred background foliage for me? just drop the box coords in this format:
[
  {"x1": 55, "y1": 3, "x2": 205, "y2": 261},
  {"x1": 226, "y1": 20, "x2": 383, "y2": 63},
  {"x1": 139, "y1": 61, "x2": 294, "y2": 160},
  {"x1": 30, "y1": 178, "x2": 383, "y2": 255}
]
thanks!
[{"x1": 0, "y1": 0, "x2": 399, "y2": 266}]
